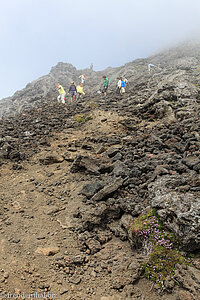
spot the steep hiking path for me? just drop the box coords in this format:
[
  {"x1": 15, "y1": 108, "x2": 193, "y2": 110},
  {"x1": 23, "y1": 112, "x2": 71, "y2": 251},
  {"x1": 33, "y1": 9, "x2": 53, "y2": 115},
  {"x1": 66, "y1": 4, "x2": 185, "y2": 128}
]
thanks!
[
  {"x1": 0, "y1": 108, "x2": 176, "y2": 300},
  {"x1": 1, "y1": 42, "x2": 200, "y2": 299},
  {"x1": 0, "y1": 109, "x2": 156, "y2": 299},
  {"x1": 0, "y1": 101, "x2": 200, "y2": 300}
]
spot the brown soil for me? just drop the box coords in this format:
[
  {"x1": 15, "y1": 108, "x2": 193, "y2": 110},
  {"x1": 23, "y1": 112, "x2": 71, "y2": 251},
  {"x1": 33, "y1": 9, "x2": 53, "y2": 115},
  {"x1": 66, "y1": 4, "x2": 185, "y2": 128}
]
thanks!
[{"x1": 0, "y1": 109, "x2": 196, "y2": 300}]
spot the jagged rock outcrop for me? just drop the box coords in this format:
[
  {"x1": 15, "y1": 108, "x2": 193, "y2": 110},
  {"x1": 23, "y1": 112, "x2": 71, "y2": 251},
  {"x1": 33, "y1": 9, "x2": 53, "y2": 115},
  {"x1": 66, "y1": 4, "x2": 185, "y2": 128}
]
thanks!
[{"x1": 1, "y1": 40, "x2": 199, "y2": 119}]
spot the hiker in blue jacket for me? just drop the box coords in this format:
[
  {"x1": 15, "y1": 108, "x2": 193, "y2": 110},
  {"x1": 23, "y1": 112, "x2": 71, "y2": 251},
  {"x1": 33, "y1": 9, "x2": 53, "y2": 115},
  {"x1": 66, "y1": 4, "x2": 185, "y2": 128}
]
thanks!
[
  {"x1": 148, "y1": 63, "x2": 155, "y2": 74},
  {"x1": 121, "y1": 78, "x2": 126, "y2": 94}
]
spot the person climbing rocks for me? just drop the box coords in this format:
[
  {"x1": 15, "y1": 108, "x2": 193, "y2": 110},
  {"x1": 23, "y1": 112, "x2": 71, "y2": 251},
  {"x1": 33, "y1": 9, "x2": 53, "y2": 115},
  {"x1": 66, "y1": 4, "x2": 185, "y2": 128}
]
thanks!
[
  {"x1": 68, "y1": 81, "x2": 77, "y2": 103},
  {"x1": 56, "y1": 83, "x2": 66, "y2": 103},
  {"x1": 123, "y1": 77, "x2": 128, "y2": 90},
  {"x1": 79, "y1": 74, "x2": 86, "y2": 85},
  {"x1": 103, "y1": 76, "x2": 109, "y2": 96},
  {"x1": 121, "y1": 78, "x2": 126, "y2": 94},
  {"x1": 77, "y1": 83, "x2": 85, "y2": 99},
  {"x1": 116, "y1": 77, "x2": 122, "y2": 94},
  {"x1": 123, "y1": 77, "x2": 128, "y2": 85},
  {"x1": 148, "y1": 63, "x2": 155, "y2": 74}
]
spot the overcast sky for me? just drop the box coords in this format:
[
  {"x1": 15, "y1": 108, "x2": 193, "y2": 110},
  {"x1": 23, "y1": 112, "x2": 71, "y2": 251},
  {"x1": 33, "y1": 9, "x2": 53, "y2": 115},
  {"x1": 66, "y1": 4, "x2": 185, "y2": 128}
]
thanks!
[{"x1": 1, "y1": 0, "x2": 200, "y2": 99}]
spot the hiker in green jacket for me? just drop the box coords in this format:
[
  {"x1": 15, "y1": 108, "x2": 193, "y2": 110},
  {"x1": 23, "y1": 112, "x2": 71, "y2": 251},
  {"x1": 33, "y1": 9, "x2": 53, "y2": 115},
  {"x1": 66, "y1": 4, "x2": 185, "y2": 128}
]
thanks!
[{"x1": 102, "y1": 76, "x2": 109, "y2": 96}]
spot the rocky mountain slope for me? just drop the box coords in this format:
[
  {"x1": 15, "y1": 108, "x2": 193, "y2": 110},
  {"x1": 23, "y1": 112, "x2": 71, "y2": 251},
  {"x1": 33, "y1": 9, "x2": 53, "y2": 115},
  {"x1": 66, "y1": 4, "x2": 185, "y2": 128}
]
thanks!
[
  {"x1": 0, "y1": 41, "x2": 200, "y2": 299},
  {"x1": 1, "y1": 40, "x2": 200, "y2": 119}
]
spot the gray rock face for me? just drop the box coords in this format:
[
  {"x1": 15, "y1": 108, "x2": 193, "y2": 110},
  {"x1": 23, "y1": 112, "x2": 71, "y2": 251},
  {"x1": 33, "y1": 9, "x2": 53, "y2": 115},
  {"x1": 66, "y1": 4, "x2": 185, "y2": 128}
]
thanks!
[
  {"x1": 81, "y1": 180, "x2": 103, "y2": 199},
  {"x1": 1, "y1": 40, "x2": 200, "y2": 121},
  {"x1": 148, "y1": 175, "x2": 200, "y2": 251},
  {"x1": 91, "y1": 178, "x2": 124, "y2": 202}
]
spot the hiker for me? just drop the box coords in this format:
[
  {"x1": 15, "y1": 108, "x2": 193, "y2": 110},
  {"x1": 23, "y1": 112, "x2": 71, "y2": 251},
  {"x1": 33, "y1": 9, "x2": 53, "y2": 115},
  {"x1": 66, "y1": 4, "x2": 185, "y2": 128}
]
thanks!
[
  {"x1": 123, "y1": 77, "x2": 128, "y2": 91},
  {"x1": 77, "y1": 83, "x2": 85, "y2": 99},
  {"x1": 79, "y1": 74, "x2": 86, "y2": 85},
  {"x1": 148, "y1": 63, "x2": 155, "y2": 74},
  {"x1": 121, "y1": 78, "x2": 126, "y2": 94},
  {"x1": 102, "y1": 76, "x2": 109, "y2": 96},
  {"x1": 116, "y1": 77, "x2": 122, "y2": 94},
  {"x1": 123, "y1": 77, "x2": 128, "y2": 86},
  {"x1": 68, "y1": 81, "x2": 77, "y2": 103},
  {"x1": 56, "y1": 83, "x2": 66, "y2": 103}
]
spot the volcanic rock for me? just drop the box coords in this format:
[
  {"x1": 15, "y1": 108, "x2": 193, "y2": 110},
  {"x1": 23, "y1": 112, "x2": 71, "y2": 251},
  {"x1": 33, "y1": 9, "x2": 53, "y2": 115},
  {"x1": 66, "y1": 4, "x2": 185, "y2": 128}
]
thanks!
[{"x1": 149, "y1": 175, "x2": 200, "y2": 251}]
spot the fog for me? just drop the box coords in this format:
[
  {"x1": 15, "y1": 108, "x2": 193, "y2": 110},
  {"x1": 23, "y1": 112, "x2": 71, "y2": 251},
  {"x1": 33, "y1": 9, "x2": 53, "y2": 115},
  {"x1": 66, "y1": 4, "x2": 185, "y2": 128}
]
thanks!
[{"x1": 1, "y1": 0, "x2": 200, "y2": 99}]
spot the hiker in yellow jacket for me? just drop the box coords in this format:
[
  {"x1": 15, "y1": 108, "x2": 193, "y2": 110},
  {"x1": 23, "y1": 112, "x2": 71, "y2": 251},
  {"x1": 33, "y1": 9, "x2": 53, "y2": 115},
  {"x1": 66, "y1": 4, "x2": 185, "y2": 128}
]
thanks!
[
  {"x1": 56, "y1": 83, "x2": 66, "y2": 103},
  {"x1": 77, "y1": 83, "x2": 85, "y2": 99}
]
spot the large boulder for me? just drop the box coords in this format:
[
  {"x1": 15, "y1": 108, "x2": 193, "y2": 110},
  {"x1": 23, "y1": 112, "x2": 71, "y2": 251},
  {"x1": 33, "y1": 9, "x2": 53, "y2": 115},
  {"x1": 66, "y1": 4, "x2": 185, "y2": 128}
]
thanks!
[{"x1": 148, "y1": 175, "x2": 200, "y2": 251}]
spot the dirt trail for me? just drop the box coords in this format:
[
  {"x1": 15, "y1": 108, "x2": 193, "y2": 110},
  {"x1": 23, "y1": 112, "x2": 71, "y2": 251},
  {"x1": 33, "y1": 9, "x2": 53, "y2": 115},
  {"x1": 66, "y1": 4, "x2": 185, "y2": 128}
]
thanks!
[{"x1": 0, "y1": 109, "x2": 192, "y2": 300}]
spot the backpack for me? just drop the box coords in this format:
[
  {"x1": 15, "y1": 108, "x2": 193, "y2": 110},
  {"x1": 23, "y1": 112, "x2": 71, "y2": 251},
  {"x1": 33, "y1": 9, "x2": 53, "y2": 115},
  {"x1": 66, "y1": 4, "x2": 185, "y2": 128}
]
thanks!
[{"x1": 121, "y1": 81, "x2": 126, "y2": 88}]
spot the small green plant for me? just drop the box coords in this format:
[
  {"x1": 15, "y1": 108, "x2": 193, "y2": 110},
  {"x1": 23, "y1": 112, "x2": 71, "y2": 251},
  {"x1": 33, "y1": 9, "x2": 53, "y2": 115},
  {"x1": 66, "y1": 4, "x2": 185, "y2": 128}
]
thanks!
[
  {"x1": 128, "y1": 209, "x2": 191, "y2": 289},
  {"x1": 74, "y1": 114, "x2": 93, "y2": 123},
  {"x1": 142, "y1": 246, "x2": 191, "y2": 289}
]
